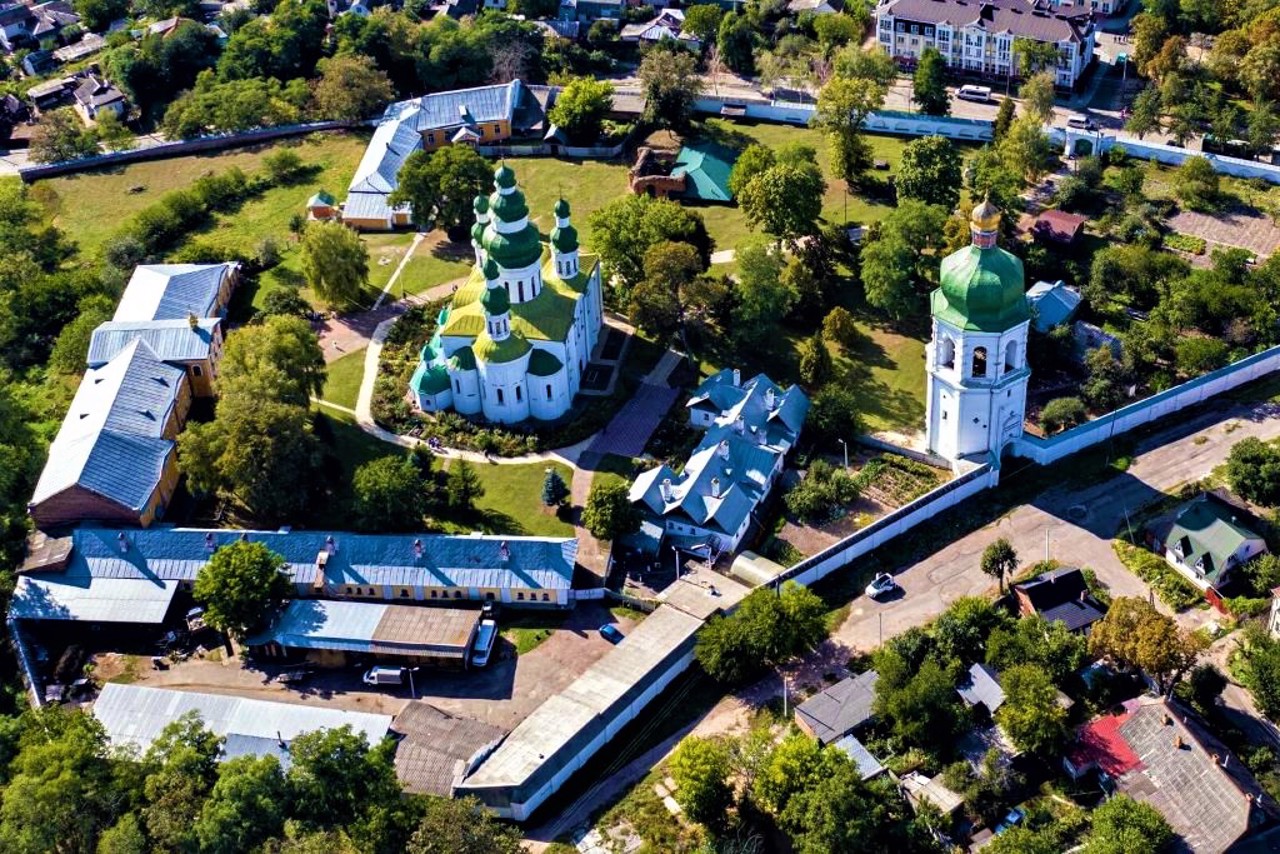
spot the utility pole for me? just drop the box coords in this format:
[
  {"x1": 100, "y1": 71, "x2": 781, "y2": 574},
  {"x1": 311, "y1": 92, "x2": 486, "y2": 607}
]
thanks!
[{"x1": 1045, "y1": 527, "x2": 1050, "y2": 562}]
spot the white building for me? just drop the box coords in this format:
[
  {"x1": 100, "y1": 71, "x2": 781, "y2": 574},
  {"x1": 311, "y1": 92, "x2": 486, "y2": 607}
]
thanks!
[
  {"x1": 875, "y1": 0, "x2": 1097, "y2": 89},
  {"x1": 926, "y1": 200, "x2": 1031, "y2": 464},
  {"x1": 410, "y1": 164, "x2": 604, "y2": 425}
]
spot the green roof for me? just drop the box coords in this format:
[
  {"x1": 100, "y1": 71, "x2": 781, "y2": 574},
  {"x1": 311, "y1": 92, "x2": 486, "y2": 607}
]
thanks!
[
  {"x1": 551, "y1": 223, "x2": 578, "y2": 253},
  {"x1": 553, "y1": 198, "x2": 570, "y2": 218},
  {"x1": 449, "y1": 345, "x2": 476, "y2": 371},
  {"x1": 490, "y1": 188, "x2": 529, "y2": 224},
  {"x1": 410, "y1": 362, "x2": 451, "y2": 396},
  {"x1": 672, "y1": 140, "x2": 737, "y2": 203},
  {"x1": 482, "y1": 257, "x2": 500, "y2": 280},
  {"x1": 474, "y1": 330, "x2": 531, "y2": 364},
  {"x1": 441, "y1": 257, "x2": 597, "y2": 343},
  {"x1": 932, "y1": 244, "x2": 1029, "y2": 332},
  {"x1": 308, "y1": 190, "x2": 335, "y2": 206},
  {"x1": 480, "y1": 284, "x2": 510, "y2": 316},
  {"x1": 494, "y1": 164, "x2": 517, "y2": 189},
  {"x1": 471, "y1": 221, "x2": 485, "y2": 242},
  {"x1": 527, "y1": 349, "x2": 564, "y2": 376},
  {"x1": 473, "y1": 195, "x2": 489, "y2": 214},
  {"x1": 481, "y1": 223, "x2": 542, "y2": 269},
  {"x1": 1166, "y1": 494, "x2": 1262, "y2": 584}
]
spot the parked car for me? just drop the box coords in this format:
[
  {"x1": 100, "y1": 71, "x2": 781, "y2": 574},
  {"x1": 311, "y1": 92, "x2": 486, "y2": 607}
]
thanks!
[
  {"x1": 362, "y1": 666, "x2": 406, "y2": 686},
  {"x1": 598, "y1": 624, "x2": 624, "y2": 644},
  {"x1": 865, "y1": 573, "x2": 898, "y2": 599},
  {"x1": 471, "y1": 619, "x2": 498, "y2": 668},
  {"x1": 995, "y1": 807, "x2": 1026, "y2": 835}
]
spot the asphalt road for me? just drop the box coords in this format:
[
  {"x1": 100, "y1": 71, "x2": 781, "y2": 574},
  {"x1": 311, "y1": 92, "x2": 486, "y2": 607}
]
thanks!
[{"x1": 836, "y1": 399, "x2": 1280, "y2": 651}]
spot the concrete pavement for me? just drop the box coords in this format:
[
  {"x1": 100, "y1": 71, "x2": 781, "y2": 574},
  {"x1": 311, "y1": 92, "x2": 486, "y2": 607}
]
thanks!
[{"x1": 836, "y1": 399, "x2": 1280, "y2": 651}]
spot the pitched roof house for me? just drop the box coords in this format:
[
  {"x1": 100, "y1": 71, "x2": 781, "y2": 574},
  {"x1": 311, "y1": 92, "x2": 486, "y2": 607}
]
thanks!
[
  {"x1": 620, "y1": 8, "x2": 699, "y2": 47},
  {"x1": 956, "y1": 662, "x2": 1006, "y2": 714},
  {"x1": 794, "y1": 670, "x2": 879, "y2": 745},
  {"x1": 1064, "y1": 697, "x2": 1280, "y2": 853},
  {"x1": 1011, "y1": 566, "x2": 1106, "y2": 634},
  {"x1": 1026, "y1": 279, "x2": 1082, "y2": 333},
  {"x1": 88, "y1": 317, "x2": 224, "y2": 397},
  {"x1": 1158, "y1": 493, "x2": 1267, "y2": 592},
  {"x1": 113, "y1": 263, "x2": 240, "y2": 322}
]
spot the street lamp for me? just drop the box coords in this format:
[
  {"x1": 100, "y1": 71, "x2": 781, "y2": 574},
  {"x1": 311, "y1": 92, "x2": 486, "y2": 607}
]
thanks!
[
  {"x1": 837, "y1": 438, "x2": 849, "y2": 470},
  {"x1": 407, "y1": 666, "x2": 421, "y2": 700}
]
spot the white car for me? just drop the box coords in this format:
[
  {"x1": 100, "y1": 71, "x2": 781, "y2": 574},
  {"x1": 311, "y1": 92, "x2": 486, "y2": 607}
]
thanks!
[{"x1": 865, "y1": 573, "x2": 898, "y2": 599}]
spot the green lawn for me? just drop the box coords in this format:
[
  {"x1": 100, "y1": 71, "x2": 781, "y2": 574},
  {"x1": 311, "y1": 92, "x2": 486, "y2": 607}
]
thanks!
[
  {"x1": 322, "y1": 348, "x2": 367, "y2": 410},
  {"x1": 400, "y1": 234, "x2": 475, "y2": 297},
  {"x1": 364, "y1": 232, "x2": 418, "y2": 292},
  {"x1": 440, "y1": 458, "x2": 576, "y2": 537}
]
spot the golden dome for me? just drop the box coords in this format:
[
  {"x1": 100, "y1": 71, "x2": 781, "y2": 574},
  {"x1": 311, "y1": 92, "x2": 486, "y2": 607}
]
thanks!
[{"x1": 971, "y1": 197, "x2": 1002, "y2": 231}]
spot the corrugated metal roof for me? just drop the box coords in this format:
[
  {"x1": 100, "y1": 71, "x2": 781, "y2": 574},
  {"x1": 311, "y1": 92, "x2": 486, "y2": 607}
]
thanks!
[
  {"x1": 957, "y1": 663, "x2": 1006, "y2": 712},
  {"x1": 249, "y1": 599, "x2": 479, "y2": 657},
  {"x1": 31, "y1": 339, "x2": 182, "y2": 509},
  {"x1": 10, "y1": 575, "x2": 177, "y2": 623},
  {"x1": 114, "y1": 263, "x2": 235, "y2": 322},
  {"x1": 415, "y1": 80, "x2": 521, "y2": 132},
  {"x1": 94, "y1": 684, "x2": 392, "y2": 756},
  {"x1": 833, "y1": 734, "x2": 885, "y2": 780},
  {"x1": 342, "y1": 192, "x2": 403, "y2": 221},
  {"x1": 87, "y1": 318, "x2": 220, "y2": 366},
  {"x1": 41, "y1": 528, "x2": 578, "y2": 591},
  {"x1": 795, "y1": 670, "x2": 879, "y2": 745}
]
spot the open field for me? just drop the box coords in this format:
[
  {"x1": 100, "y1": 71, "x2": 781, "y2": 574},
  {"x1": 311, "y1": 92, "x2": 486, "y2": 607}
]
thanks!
[
  {"x1": 440, "y1": 458, "x2": 576, "y2": 538},
  {"x1": 321, "y1": 348, "x2": 367, "y2": 410}
]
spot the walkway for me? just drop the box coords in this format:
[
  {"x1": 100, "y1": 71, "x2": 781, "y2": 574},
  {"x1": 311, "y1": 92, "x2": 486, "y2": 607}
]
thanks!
[{"x1": 583, "y1": 349, "x2": 684, "y2": 460}]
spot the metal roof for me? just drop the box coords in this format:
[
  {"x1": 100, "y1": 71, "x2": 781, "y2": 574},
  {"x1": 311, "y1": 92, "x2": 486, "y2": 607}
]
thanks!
[
  {"x1": 10, "y1": 575, "x2": 177, "y2": 623},
  {"x1": 1166, "y1": 494, "x2": 1263, "y2": 584},
  {"x1": 32, "y1": 527, "x2": 578, "y2": 591},
  {"x1": 1026, "y1": 280, "x2": 1082, "y2": 332},
  {"x1": 93, "y1": 683, "x2": 392, "y2": 757},
  {"x1": 30, "y1": 339, "x2": 182, "y2": 510},
  {"x1": 833, "y1": 733, "x2": 885, "y2": 780},
  {"x1": 342, "y1": 192, "x2": 405, "y2": 221},
  {"x1": 114, "y1": 263, "x2": 236, "y2": 322},
  {"x1": 795, "y1": 670, "x2": 879, "y2": 745},
  {"x1": 87, "y1": 318, "x2": 220, "y2": 366},
  {"x1": 249, "y1": 599, "x2": 480, "y2": 658},
  {"x1": 392, "y1": 702, "x2": 505, "y2": 795},
  {"x1": 671, "y1": 140, "x2": 736, "y2": 203},
  {"x1": 956, "y1": 663, "x2": 1006, "y2": 713}
]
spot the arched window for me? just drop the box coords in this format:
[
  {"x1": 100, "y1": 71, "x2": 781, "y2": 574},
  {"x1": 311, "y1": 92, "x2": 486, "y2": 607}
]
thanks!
[
  {"x1": 1004, "y1": 339, "x2": 1018, "y2": 372},
  {"x1": 938, "y1": 336, "x2": 956, "y2": 369},
  {"x1": 972, "y1": 346, "x2": 988, "y2": 378}
]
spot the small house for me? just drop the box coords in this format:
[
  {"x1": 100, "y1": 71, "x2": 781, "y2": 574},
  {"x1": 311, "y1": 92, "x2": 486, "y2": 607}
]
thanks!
[
  {"x1": 72, "y1": 73, "x2": 127, "y2": 125},
  {"x1": 307, "y1": 190, "x2": 338, "y2": 221},
  {"x1": 1011, "y1": 566, "x2": 1105, "y2": 635},
  {"x1": 620, "y1": 9, "x2": 699, "y2": 48},
  {"x1": 901, "y1": 771, "x2": 965, "y2": 819},
  {"x1": 1026, "y1": 280, "x2": 1082, "y2": 334},
  {"x1": 26, "y1": 76, "x2": 76, "y2": 113},
  {"x1": 21, "y1": 49, "x2": 56, "y2": 77},
  {"x1": 794, "y1": 670, "x2": 879, "y2": 745},
  {"x1": 956, "y1": 662, "x2": 1005, "y2": 715},
  {"x1": 1032, "y1": 209, "x2": 1087, "y2": 245},
  {"x1": 788, "y1": 0, "x2": 844, "y2": 12},
  {"x1": 1158, "y1": 492, "x2": 1267, "y2": 592}
]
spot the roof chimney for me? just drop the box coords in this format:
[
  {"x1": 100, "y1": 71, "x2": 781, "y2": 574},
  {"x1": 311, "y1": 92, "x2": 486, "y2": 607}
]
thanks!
[
  {"x1": 661, "y1": 478, "x2": 673, "y2": 502},
  {"x1": 718, "y1": 439, "x2": 730, "y2": 459},
  {"x1": 764, "y1": 387, "x2": 776, "y2": 410},
  {"x1": 711, "y1": 477, "x2": 721, "y2": 499},
  {"x1": 734, "y1": 416, "x2": 745, "y2": 434},
  {"x1": 413, "y1": 538, "x2": 423, "y2": 558},
  {"x1": 117, "y1": 532, "x2": 128, "y2": 554},
  {"x1": 732, "y1": 368, "x2": 741, "y2": 387}
]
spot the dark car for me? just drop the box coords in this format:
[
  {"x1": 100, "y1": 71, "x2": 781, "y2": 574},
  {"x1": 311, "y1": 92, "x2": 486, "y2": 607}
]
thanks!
[{"x1": 598, "y1": 624, "x2": 624, "y2": 644}]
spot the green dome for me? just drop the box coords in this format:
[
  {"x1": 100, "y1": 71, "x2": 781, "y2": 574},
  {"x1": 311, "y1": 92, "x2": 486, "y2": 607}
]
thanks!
[
  {"x1": 553, "y1": 198, "x2": 570, "y2": 218},
  {"x1": 932, "y1": 244, "x2": 1029, "y2": 333},
  {"x1": 475, "y1": 330, "x2": 530, "y2": 364},
  {"x1": 494, "y1": 164, "x2": 517, "y2": 189},
  {"x1": 489, "y1": 187, "x2": 529, "y2": 224},
  {"x1": 473, "y1": 195, "x2": 489, "y2": 214},
  {"x1": 410, "y1": 362, "x2": 450, "y2": 396},
  {"x1": 481, "y1": 224, "x2": 543, "y2": 269},
  {"x1": 470, "y1": 221, "x2": 485, "y2": 242},
  {"x1": 449, "y1": 345, "x2": 476, "y2": 371},
  {"x1": 480, "y1": 283, "x2": 510, "y2": 316},
  {"x1": 482, "y1": 257, "x2": 500, "y2": 280},
  {"x1": 551, "y1": 223, "x2": 578, "y2": 253}
]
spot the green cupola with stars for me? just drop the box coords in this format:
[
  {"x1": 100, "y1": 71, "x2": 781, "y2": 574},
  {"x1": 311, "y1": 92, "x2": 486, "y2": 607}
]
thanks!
[{"x1": 931, "y1": 199, "x2": 1029, "y2": 333}]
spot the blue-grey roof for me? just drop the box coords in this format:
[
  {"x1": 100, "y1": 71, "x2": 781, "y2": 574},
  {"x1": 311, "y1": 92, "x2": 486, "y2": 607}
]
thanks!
[
  {"x1": 248, "y1": 599, "x2": 480, "y2": 658},
  {"x1": 795, "y1": 670, "x2": 879, "y2": 744},
  {"x1": 87, "y1": 318, "x2": 221, "y2": 367},
  {"x1": 414, "y1": 79, "x2": 523, "y2": 132},
  {"x1": 10, "y1": 575, "x2": 178, "y2": 623},
  {"x1": 37, "y1": 527, "x2": 578, "y2": 591},
  {"x1": 957, "y1": 663, "x2": 1006, "y2": 713},
  {"x1": 31, "y1": 339, "x2": 183, "y2": 511},
  {"x1": 1026, "y1": 280, "x2": 1082, "y2": 333},
  {"x1": 686, "y1": 370, "x2": 809, "y2": 453},
  {"x1": 348, "y1": 100, "x2": 425, "y2": 195},
  {"x1": 1039, "y1": 598, "x2": 1106, "y2": 632},
  {"x1": 833, "y1": 734, "x2": 886, "y2": 780},
  {"x1": 114, "y1": 263, "x2": 236, "y2": 322},
  {"x1": 342, "y1": 192, "x2": 406, "y2": 221}
]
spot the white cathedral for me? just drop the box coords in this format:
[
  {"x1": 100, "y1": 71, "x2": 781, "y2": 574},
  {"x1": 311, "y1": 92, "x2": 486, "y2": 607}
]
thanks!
[
  {"x1": 926, "y1": 199, "x2": 1032, "y2": 463},
  {"x1": 410, "y1": 164, "x2": 604, "y2": 424}
]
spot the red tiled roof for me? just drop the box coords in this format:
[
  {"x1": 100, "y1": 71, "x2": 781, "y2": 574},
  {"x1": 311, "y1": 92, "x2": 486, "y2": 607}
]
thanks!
[
  {"x1": 1033, "y1": 209, "x2": 1087, "y2": 242},
  {"x1": 1069, "y1": 706, "x2": 1142, "y2": 776}
]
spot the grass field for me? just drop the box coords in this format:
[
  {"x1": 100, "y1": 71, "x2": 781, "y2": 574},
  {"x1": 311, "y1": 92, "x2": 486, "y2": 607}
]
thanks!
[
  {"x1": 364, "y1": 232, "x2": 417, "y2": 291},
  {"x1": 399, "y1": 234, "x2": 474, "y2": 296},
  {"x1": 440, "y1": 458, "x2": 576, "y2": 537},
  {"x1": 321, "y1": 349, "x2": 367, "y2": 410}
]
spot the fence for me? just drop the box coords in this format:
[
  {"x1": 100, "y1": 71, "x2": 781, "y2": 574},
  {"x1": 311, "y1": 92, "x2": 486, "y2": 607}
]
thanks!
[
  {"x1": 1051, "y1": 127, "x2": 1280, "y2": 185},
  {"x1": 779, "y1": 461, "x2": 1001, "y2": 588},
  {"x1": 1012, "y1": 344, "x2": 1280, "y2": 465},
  {"x1": 690, "y1": 95, "x2": 996, "y2": 142},
  {"x1": 476, "y1": 139, "x2": 629, "y2": 159},
  {"x1": 856, "y1": 434, "x2": 952, "y2": 470},
  {"x1": 18, "y1": 120, "x2": 354, "y2": 181}
]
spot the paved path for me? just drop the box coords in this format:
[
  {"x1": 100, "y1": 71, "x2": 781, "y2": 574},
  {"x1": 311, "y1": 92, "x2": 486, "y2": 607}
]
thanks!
[
  {"x1": 584, "y1": 349, "x2": 684, "y2": 459},
  {"x1": 373, "y1": 232, "x2": 425, "y2": 310},
  {"x1": 836, "y1": 399, "x2": 1280, "y2": 651}
]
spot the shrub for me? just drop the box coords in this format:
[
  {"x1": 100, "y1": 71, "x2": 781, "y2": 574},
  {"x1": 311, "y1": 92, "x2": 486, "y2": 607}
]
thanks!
[
  {"x1": 1174, "y1": 156, "x2": 1221, "y2": 212},
  {"x1": 1162, "y1": 232, "x2": 1207, "y2": 255},
  {"x1": 1041, "y1": 396, "x2": 1086, "y2": 433},
  {"x1": 785, "y1": 459, "x2": 861, "y2": 523},
  {"x1": 1113, "y1": 541, "x2": 1202, "y2": 611}
]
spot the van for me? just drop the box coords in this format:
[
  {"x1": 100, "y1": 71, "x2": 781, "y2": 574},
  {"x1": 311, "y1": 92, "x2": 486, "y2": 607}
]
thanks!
[
  {"x1": 1067, "y1": 114, "x2": 1096, "y2": 131},
  {"x1": 957, "y1": 85, "x2": 992, "y2": 103},
  {"x1": 362, "y1": 666, "x2": 405, "y2": 686},
  {"x1": 470, "y1": 619, "x2": 497, "y2": 668}
]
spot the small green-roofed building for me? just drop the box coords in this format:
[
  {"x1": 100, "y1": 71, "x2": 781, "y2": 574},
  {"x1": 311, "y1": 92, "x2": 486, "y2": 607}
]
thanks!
[
  {"x1": 672, "y1": 140, "x2": 737, "y2": 203},
  {"x1": 1160, "y1": 493, "x2": 1268, "y2": 590}
]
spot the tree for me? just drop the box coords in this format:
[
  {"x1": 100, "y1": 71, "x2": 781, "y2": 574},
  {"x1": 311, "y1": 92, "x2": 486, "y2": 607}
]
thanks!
[
  {"x1": 97, "y1": 814, "x2": 147, "y2": 854},
  {"x1": 813, "y1": 14, "x2": 859, "y2": 54},
  {"x1": 218, "y1": 316, "x2": 327, "y2": 407},
  {"x1": 547, "y1": 76, "x2": 614, "y2": 144},
  {"x1": 996, "y1": 664, "x2": 1067, "y2": 754},
  {"x1": 912, "y1": 47, "x2": 949, "y2": 115},
  {"x1": 734, "y1": 239, "x2": 792, "y2": 346},
  {"x1": 587, "y1": 194, "x2": 712, "y2": 292},
  {"x1": 896, "y1": 135, "x2": 962, "y2": 209},
  {"x1": 737, "y1": 157, "x2": 827, "y2": 240},
  {"x1": 779, "y1": 754, "x2": 907, "y2": 854},
  {"x1": 353, "y1": 456, "x2": 430, "y2": 531},
  {"x1": 629, "y1": 240, "x2": 707, "y2": 343},
  {"x1": 681, "y1": 4, "x2": 723, "y2": 41},
  {"x1": 822, "y1": 306, "x2": 860, "y2": 349},
  {"x1": 1016, "y1": 40, "x2": 1060, "y2": 77},
  {"x1": 1174, "y1": 336, "x2": 1228, "y2": 377},
  {"x1": 390, "y1": 144, "x2": 492, "y2": 234},
  {"x1": 815, "y1": 74, "x2": 888, "y2": 183},
  {"x1": 999, "y1": 115, "x2": 1054, "y2": 182},
  {"x1": 286, "y1": 726, "x2": 402, "y2": 835},
  {"x1": 261, "y1": 287, "x2": 313, "y2": 318},
  {"x1": 873, "y1": 655, "x2": 964, "y2": 752},
  {"x1": 696, "y1": 584, "x2": 826, "y2": 684},
  {"x1": 1226, "y1": 437, "x2": 1280, "y2": 506},
  {"x1": 1173, "y1": 155, "x2": 1220, "y2": 212},
  {"x1": 300, "y1": 221, "x2": 368, "y2": 308},
  {"x1": 74, "y1": 0, "x2": 129, "y2": 30},
  {"x1": 94, "y1": 110, "x2": 135, "y2": 152},
  {"x1": 728, "y1": 143, "x2": 777, "y2": 198},
  {"x1": 28, "y1": 108, "x2": 98, "y2": 164},
  {"x1": 669, "y1": 737, "x2": 733, "y2": 828},
  {"x1": 446, "y1": 459, "x2": 485, "y2": 511},
  {"x1": 986, "y1": 613, "x2": 1087, "y2": 686},
  {"x1": 193, "y1": 540, "x2": 292, "y2": 638},
  {"x1": 48, "y1": 294, "x2": 114, "y2": 375},
  {"x1": 797, "y1": 331, "x2": 833, "y2": 387},
  {"x1": 933, "y1": 596, "x2": 1005, "y2": 665},
  {"x1": 717, "y1": 12, "x2": 756, "y2": 75},
  {"x1": 582, "y1": 480, "x2": 640, "y2": 540},
  {"x1": 196, "y1": 756, "x2": 289, "y2": 854},
  {"x1": 1018, "y1": 71, "x2": 1056, "y2": 123},
  {"x1": 1041, "y1": 396, "x2": 1086, "y2": 433},
  {"x1": 1089, "y1": 597, "x2": 1206, "y2": 694},
  {"x1": 1083, "y1": 795, "x2": 1173, "y2": 854},
  {"x1": 860, "y1": 199, "x2": 947, "y2": 318},
  {"x1": 312, "y1": 55, "x2": 393, "y2": 121},
  {"x1": 980, "y1": 538, "x2": 1018, "y2": 594},
  {"x1": 142, "y1": 713, "x2": 223, "y2": 852},
  {"x1": 405, "y1": 796, "x2": 523, "y2": 854},
  {"x1": 541, "y1": 468, "x2": 569, "y2": 507},
  {"x1": 639, "y1": 48, "x2": 702, "y2": 130},
  {"x1": 993, "y1": 96, "x2": 1016, "y2": 142}
]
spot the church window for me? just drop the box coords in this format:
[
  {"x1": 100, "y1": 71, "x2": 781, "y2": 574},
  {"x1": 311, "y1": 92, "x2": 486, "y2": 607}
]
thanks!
[
  {"x1": 518, "y1": 281, "x2": 525, "y2": 301},
  {"x1": 939, "y1": 336, "x2": 955, "y2": 368},
  {"x1": 455, "y1": 379, "x2": 461, "y2": 393},
  {"x1": 546, "y1": 384, "x2": 552, "y2": 399},
  {"x1": 497, "y1": 388, "x2": 505, "y2": 405},
  {"x1": 516, "y1": 385, "x2": 523, "y2": 402},
  {"x1": 972, "y1": 347, "x2": 988, "y2": 377},
  {"x1": 1004, "y1": 339, "x2": 1018, "y2": 371}
]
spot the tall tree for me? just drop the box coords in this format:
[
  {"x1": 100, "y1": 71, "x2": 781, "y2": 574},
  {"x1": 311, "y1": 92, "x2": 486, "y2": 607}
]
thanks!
[
  {"x1": 980, "y1": 538, "x2": 1017, "y2": 594},
  {"x1": 582, "y1": 480, "x2": 640, "y2": 540},
  {"x1": 815, "y1": 75, "x2": 888, "y2": 184},
  {"x1": 1089, "y1": 597, "x2": 1207, "y2": 694},
  {"x1": 353, "y1": 455, "x2": 431, "y2": 531},
  {"x1": 28, "y1": 109, "x2": 98, "y2": 164},
  {"x1": 669, "y1": 737, "x2": 733, "y2": 829},
  {"x1": 546, "y1": 77, "x2": 614, "y2": 144},
  {"x1": 860, "y1": 199, "x2": 947, "y2": 318},
  {"x1": 142, "y1": 713, "x2": 223, "y2": 852},
  {"x1": 196, "y1": 756, "x2": 289, "y2": 854},
  {"x1": 218, "y1": 315, "x2": 327, "y2": 408},
  {"x1": 312, "y1": 55, "x2": 394, "y2": 121},
  {"x1": 390, "y1": 144, "x2": 493, "y2": 234},
  {"x1": 996, "y1": 664, "x2": 1068, "y2": 754},
  {"x1": 1083, "y1": 795, "x2": 1173, "y2": 854},
  {"x1": 587, "y1": 194, "x2": 712, "y2": 292},
  {"x1": 628, "y1": 240, "x2": 710, "y2": 347},
  {"x1": 737, "y1": 154, "x2": 827, "y2": 240},
  {"x1": 446, "y1": 459, "x2": 485, "y2": 511},
  {"x1": 896, "y1": 135, "x2": 962, "y2": 209},
  {"x1": 681, "y1": 4, "x2": 723, "y2": 41},
  {"x1": 193, "y1": 541, "x2": 293, "y2": 639},
  {"x1": 734, "y1": 238, "x2": 792, "y2": 346},
  {"x1": 286, "y1": 726, "x2": 403, "y2": 839},
  {"x1": 999, "y1": 115, "x2": 1054, "y2": 182},
  {"x1": 300, "y1": 221, "x2": 369, "y2": 309},
  {"x1": 912, "y1": 46, "x2": 950, "y2": 115},
  {"x1": 717, "y1": 12, "x2": 757, "y2": 75},
  {"x1": 405, "y1": 797, "x2": 523, "y2": 854},
  {"x1": 639, "y1": 48, "x2": 703, "y2": 131},
  {"x1": 1017, "y1": 71, "x2": 1057, "y2": 123},
  {"x1": 992, "y1": 96, "x2": 1016, "y2": 141}
]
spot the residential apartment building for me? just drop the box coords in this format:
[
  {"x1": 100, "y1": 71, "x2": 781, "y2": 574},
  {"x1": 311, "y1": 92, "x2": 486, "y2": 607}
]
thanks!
[{"x1": 875, "y1": 0, "x2": 1096, "y2": 89}]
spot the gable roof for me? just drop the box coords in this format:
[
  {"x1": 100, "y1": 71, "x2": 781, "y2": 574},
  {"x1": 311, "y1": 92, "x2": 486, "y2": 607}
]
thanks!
[
  {"x1": 1011, "y1": 564, "x2": 1106, "y2": 631},
  {"x1": 114, "y1": 263, "x2": 236, "y2": 322},
  {"x1": 1033, "y1": 209, "x2": 1087, "y2": 244},
  {"x1": 87, "y1": 318, "x2": 220, "y2": 367},
  {"x1": 1166, "y1": 493, "x2": 1264, "y2": 584},
  {"x1": 833, "y1": 733, "x2": 885, "y2": 779},
  {"x1": 30, "y1": 339, "x2": 184, "y2": 512},
  {"x1": 956, "y1": 663, "x2": 1005, "y2": 713},
  {"x1": 795, "y1": 670, "x2": 879, "y2": 744},
  {"x1": 248, "y1": 599, "x2": 480, "y2": 661},
  {"x1": 882, "y1": 0, "x2": 1093, "y2": 43},
  {"x1": 1026, "y1": 279, "x2": 1082, "y2": 332}
]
